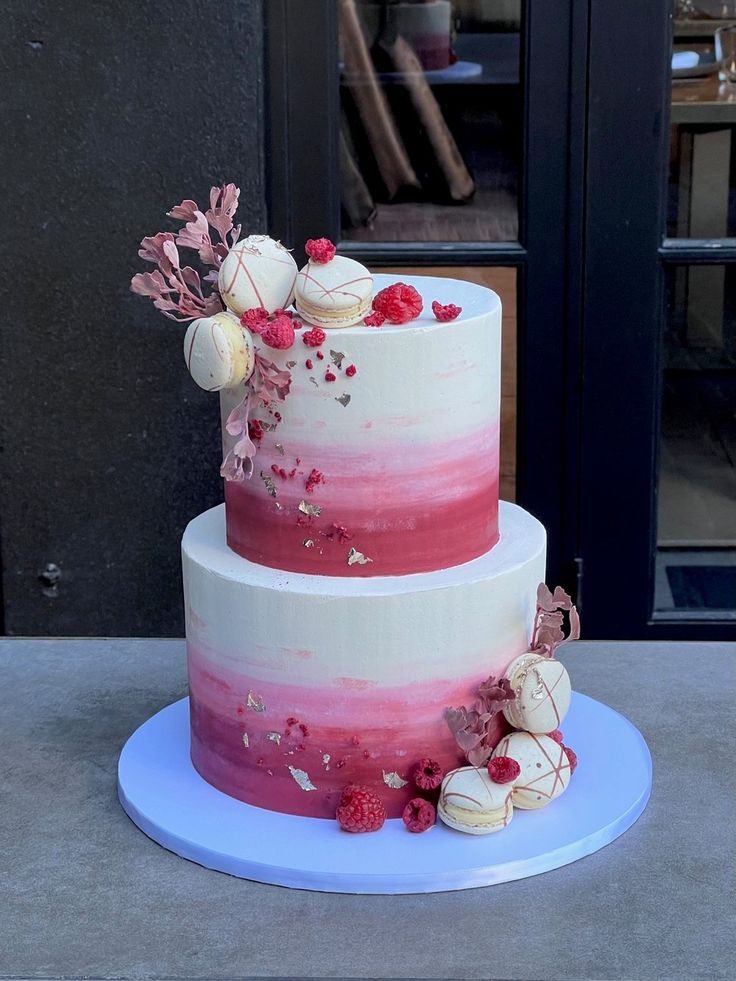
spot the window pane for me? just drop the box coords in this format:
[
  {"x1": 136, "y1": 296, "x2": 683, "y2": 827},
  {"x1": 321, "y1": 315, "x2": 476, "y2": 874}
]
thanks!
[
  {"x1": 669, "y1": 3, "x2": 736, "y2": 237},
  {"x1": 654, "y1": 264, "x2": 736, "y2": 615},
  {"x1": 339, "y1": 0, "x2": 522, "y2": 243}
]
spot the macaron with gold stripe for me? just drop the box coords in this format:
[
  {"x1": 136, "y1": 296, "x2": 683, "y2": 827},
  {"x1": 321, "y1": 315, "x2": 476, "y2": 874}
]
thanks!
[{"x1": 437, "y1": 765, "x2": 514, "y2": 835}]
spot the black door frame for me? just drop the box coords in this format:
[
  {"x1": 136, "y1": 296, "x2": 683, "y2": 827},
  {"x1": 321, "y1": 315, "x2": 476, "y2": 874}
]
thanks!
[
  {"x1": 265, "y1": 0, "x2": 583, "y2": 599},
  {"x1": 580, "y1": 0, "x2": 735, "y2": 638}
]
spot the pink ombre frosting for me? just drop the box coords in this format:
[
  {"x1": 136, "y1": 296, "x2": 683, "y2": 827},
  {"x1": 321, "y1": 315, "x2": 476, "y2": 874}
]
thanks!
[
  {"x1": 220, "y1": 275, "x2": 502, "y2": 576},
  {"x1": 183, "y1": 503, "x2": 546, "y2": 818}
]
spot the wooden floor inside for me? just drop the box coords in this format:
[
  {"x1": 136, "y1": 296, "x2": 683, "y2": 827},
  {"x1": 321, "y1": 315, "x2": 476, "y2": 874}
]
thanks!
[{"x1": 383, "y1": 266, "x2": 517, "y2": 500}]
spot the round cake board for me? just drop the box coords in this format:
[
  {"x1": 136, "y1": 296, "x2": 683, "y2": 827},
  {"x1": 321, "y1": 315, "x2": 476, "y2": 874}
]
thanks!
[{"x1": 118, "y1": 693, "x2": 651, "y2": 894}]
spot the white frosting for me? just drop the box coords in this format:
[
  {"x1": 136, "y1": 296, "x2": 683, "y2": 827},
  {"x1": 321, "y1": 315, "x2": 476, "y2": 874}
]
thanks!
[
  {"x1": 220, "y1": 274, "x2": 502, "y2": 457},
  {"x1": 182, "y1": 501, "x2": 545, "y2": 688},
  {"x1": 502, "y1": 654, "x2": 572, "y2": 733},
  {"x1": 218, "y1": 235, "x2": 298, "y2": 316},
  {"x1": 183, "y1": 312, "x2": 255, "y2": 392}
]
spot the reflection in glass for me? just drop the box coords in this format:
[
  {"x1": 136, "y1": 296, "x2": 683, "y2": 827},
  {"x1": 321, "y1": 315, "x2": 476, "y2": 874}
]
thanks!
[
  {"x1": 669, "y1": 4, "x2": 736, "y2": 237},
  {"x1": 339, "y1": 0, "x2": 522, "y2": 243},
  {"x1": 655, "y1": 266, "x2": 736, "y2": 614}
]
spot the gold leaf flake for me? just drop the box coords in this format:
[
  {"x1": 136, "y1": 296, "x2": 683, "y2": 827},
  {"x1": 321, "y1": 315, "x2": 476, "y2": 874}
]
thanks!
[
  {"x1": 246, "y1": 690, "x2": 265, "y2": 712},
  {"x1": 335, "y1": 393, "x2": 351, "y2": 407},
  {"x1": 303, "y1": 538, "x2": 315, "y2": 548},
  {"x1": 260, "y1": 471, "x2": 277, "y2": 497},
  {"x1": 383, "y1": 770, "x2": 408, "y2": 789},
  {"x1": 330, "y1": 349, "x2": 345, "y2": 369},
  {"x1": 242, "y1": 733, "x2": 250, "y2": 749},
  {"x1": 266, "y1": 731, "x2": 282, "y2": 745},
  {"x1": 286, "y1": 360, "x2": 297, "y2": 369},
  {"x1": 298, "y1": 500, "x2": 322, "y2": 517},
  {"x1": 275, "y1": 502, "x2": 284, "y2": 510},
  {"x1": 347, "y1": 547, "x2": 373, "y2": 566},
  {"x1": 261, "y1": 421, "x2": 277, "y2": 432},
  {"x1": 322, "y1": 753, "x2": 331, "y2": 770},
  {"x1": 288, "y1": 766, "x2": 317, "y2": 791},
  {"x1": 309, "y1": 376, "x2": 319, "y2": 387},
  {"x1": 275, "y1": 443, "x2": 285, "y2": 456}
]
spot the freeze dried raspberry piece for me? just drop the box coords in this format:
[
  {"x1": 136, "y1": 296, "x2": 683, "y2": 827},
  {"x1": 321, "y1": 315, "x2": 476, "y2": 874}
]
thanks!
[
  {"x1": 240, "y1": 307, "x2": 270, "y2": 333},
  {"x1": 363, "y1": 311, "x2": 385, "y2": 327},
  {"x1": 303, "y1": 327, "x2": 326, "y2": 347},
  {"x1": 431, "y1": 300, "x2": 462, "y2": 322}
]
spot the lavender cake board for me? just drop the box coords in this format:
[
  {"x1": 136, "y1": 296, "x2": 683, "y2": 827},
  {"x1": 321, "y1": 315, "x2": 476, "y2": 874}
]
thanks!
[{"x1": 117, "y1": 692, "x2": 651, "y2": 895}]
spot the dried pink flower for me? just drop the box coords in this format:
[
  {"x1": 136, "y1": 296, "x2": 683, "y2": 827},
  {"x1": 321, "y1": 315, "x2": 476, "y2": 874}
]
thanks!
[
  {"x1": 530, "y1": 584, "x2": 581, "y2": 658},
  {"x1": 131, "y1": 183, "x2": 242, "y2": 322}
]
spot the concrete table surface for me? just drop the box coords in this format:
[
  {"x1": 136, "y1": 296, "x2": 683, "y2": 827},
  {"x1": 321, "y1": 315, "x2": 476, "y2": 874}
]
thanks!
[{"x1": 2, "y1": 637, "x2": 734, "y2": 981}]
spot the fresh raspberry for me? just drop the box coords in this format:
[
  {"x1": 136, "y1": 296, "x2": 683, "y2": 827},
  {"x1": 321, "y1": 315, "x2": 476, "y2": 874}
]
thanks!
[
  {"x1": 240, "y1": 307, "x2": 269, "y2": 333},
  {"x1": 305, "y1": 238, "x2": 336, "y2": 264},
  {"x1": 487, "y1": 756, "x2": 521, "y2": 784},
  {"x1": 261, "y1": 314, "x2": 295, "y2": 350},
  {"x1": 274, "y1": 308, "x2": 295, "y2": 319},
  {"x1": 372, "y1": 283, "x2": 423, "y2": 324},
  {"x1": 305, "y1": 358, "x2": 313, "y2": 369},
  {"x1": 547, "y1": 729, "x2": 564, "y2": 745},
  {"x1": 336, "y1": 785, "x2": 386, "y2": 833},
  {"x1": 402, "y1": 797, "x2": 436, "y2": 833},
  {"x1": 563, "y1": 745, "x2": 578, "y2": 774},
  {"x1": 324, "y1": 370, "x2": 336, "y2": 382},
  {"x1": 345, "y1": 364, "x2": 357, "y2": 377},
  {"x1": 414, "y1": 758, "x2": 443, "y2": 791},
  {"x1": 431, "y1": 300, "x2": 462, "y2": 322},
  {"x1": 303, "y1": 327, "x2": 326, "y2": 347},
  {"x1": 248, "y1": 419, "x2": 264, "y2": 444},
  {"x1": 363, "y1": 311, "x2": 385, "y2": 327}
]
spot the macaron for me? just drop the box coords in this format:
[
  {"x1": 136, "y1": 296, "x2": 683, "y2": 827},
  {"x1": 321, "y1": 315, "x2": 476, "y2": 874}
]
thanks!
[
  {"x1": 502, "y1": 653, "x2": 571, "y2": 733},
  {"x1": 183, "y1": 311, "x2": 255, "y2": 392},
  {"x1": 437, "y1": 766, "x2": 514, "y2": 835},
  {"x1": 492, "y1": 732, "x2": 571, "y2": 810},
  {"x1": 218, "y1": 235, "x2": 298, "y2": 317},
  {"x1": 294, "y1": 255, "x2": 373, "y2": 328}
]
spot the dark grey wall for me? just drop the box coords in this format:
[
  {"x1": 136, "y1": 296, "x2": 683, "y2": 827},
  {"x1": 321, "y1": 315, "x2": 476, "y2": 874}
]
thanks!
[{"x1": 0, "y1": 1, "x2": 265, "y2": 635}]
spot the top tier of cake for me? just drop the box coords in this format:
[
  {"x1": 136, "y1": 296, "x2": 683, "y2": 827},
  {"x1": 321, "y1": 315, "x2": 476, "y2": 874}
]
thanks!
[{"x1": 221, "y1": 274, "x2": 501, "y2": 577}]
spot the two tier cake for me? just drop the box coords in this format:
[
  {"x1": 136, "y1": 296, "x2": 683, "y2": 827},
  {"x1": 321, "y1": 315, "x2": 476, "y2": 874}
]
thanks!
[{"x1": 132, "y1": 184, "x2": 579, "y2": 834}]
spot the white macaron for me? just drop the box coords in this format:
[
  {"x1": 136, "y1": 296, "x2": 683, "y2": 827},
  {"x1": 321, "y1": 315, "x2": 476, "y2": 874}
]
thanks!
[
  {"x1": 183, "y1": 311, "x2": 255, "y2": 392},
  {"x1": 218, "y1": 235, "x2": 298, "y2": 316}
]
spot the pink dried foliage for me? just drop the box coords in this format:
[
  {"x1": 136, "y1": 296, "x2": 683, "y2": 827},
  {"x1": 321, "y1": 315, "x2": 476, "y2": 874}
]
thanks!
[
  {"x1": 445, "y1": 674, "x2": 516, "y2": 768},
  {"x1": 529, "y1": 584, "x2": 581, "y2": 658},
  {"x1": 130, "y1": 183, "x2": 241, "y2": 322},
  {"x1": 219, "y1": 353, "x2": 292, "y2": 482}
]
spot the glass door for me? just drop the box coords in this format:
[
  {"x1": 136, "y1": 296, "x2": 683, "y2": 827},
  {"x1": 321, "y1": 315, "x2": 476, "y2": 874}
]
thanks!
[
  {"x1": 266, "y1": 0, "x2": 580, "y2": 586},
  {"x1": 579, "y1": 0, "x2": 736, "y2": 637}
]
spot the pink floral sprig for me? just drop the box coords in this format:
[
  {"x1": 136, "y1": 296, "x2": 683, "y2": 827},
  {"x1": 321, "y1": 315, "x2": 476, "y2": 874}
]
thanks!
[
  {"x1": 529, "y1": 584, "x2": 581, "y2": 658},
  {"x1": 445, "y1": 674, "x2": 516, "y2": 768},
  {"x1": 219, "y1": 352, "x2": 292, "y2": 482},
  {"x1": 130, "y1": 183, "x2": 241, "y2": 322}
]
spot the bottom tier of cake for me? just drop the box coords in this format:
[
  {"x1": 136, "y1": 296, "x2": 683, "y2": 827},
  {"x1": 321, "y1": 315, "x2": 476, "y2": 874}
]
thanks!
[{"x1": 182, "y1": 503, "x2": 546, "y2": 818}]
